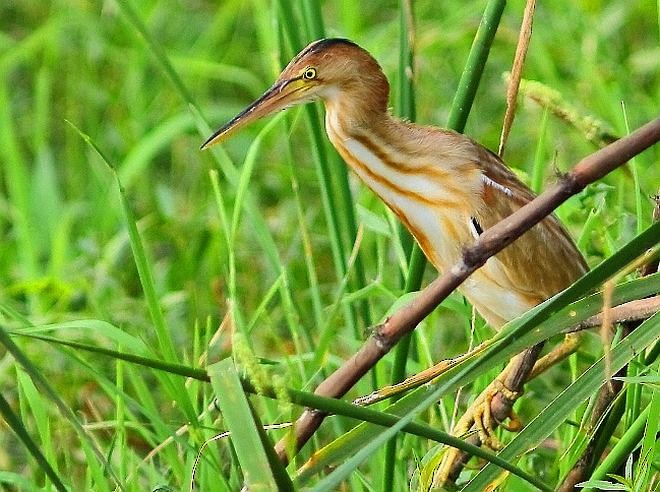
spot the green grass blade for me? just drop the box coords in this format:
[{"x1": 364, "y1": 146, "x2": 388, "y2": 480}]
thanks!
[
  {"x1": 118, "y1": 112, "x2": 196, "y2": 187},
  {"x1": 447, "y1": 0, "x2": 507, "y2": 131},
  {"x1": 0, "y1": 323, "x2": 120, "y2": 488},
  {"x1": 208, "y1": 359, "x2": 281, "y2": 491},
  {"x1": 17, "y1": 319, "x2": 149, "y2": 353},
  {"x1": 0, "y1": 391, "x2": 66, "y2": 491},
  {"x1": 15, "y1": 368, "x2": 57, "y2": 473},
  {"x1": 66, "y1": 120, "x2": 197, "y2": 421},
  {"x1": 300, "y1": 0, "x2": 325, "y2": 40},
  {"x1": 634, "y1": 368, "x2": 659, "y2": 491},
  {"x1": 230, "y1": 115, "x2": 284, "y2": 243},
  {"x1": 114, "y1": 0, "x2": 197, "y2": 109},
  {"x1": 65, "y1": 122, "x2": 176, "y2": 358},
  {"x1": 0, "y1": 83, "x2": 38, "y2": 281}
]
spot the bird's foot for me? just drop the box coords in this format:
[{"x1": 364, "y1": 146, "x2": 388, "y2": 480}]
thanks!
[
  {"x1": 472, "y1": 377, "x2": 523, "y2": 450},
  {"x1": 432, "y1": 377, "x2": 524, "y2": 487}
]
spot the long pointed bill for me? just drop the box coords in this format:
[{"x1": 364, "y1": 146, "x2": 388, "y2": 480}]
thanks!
[{"x1": 200, "y1": 77, "x2": 305, "y2": 150}]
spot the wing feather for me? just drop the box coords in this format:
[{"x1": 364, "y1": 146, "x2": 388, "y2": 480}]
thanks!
[{"x1": 473, "y1": 146, "x2": 588, "y2": 302}]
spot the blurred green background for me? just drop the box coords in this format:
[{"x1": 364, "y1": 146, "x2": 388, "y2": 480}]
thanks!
[{"x1": 0, "y1": 1, "x2": 658, "y2": 490}]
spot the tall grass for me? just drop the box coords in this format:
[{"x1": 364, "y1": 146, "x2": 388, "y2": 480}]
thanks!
[{"x1": 0, "y1": 1, "x2": 658, "y2": 490}]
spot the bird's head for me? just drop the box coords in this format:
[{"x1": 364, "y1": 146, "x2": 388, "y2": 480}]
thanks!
[{"x1": 201, "y1": 38, "x2": 388, "y2": 149}]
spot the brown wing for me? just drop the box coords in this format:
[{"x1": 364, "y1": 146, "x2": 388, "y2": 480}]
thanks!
[{"x1": 472, "y1": 146, "x2": 588, "y2": 303}]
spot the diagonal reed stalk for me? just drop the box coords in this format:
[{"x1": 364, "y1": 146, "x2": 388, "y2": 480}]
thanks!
[{"x1": 273, "y1": 117, "x2": 660, "y2": 465}]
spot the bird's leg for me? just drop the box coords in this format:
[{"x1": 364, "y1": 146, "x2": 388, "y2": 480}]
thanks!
[
  {"x1": 528, "y1": 333, "x2": 581, "y2": 380},
  {"x1": 353, "y1": 341, "x2": 490, "y2": 406},
  {"x1": 433, "y1": 334, "x2": 582, "y2": 486}
]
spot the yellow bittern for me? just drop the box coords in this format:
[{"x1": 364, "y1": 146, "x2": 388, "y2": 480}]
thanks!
[{"x1": 202, "y1": 38, "x2": 587, "y2": 480}]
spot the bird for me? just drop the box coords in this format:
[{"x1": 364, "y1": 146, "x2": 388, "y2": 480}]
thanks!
[{"x1": 202, "y1": 38, "x2": 588, "y2": 483}]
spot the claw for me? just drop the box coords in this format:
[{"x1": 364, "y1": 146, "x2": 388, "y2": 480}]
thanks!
[
  {"x1": 472, "y1": 378, "x2": 523, "y2": 448},
  {"x1": 501, "y1": 410, "x2": 523, "y2": 432},
  {"x1": 473, "y1": 383, "x2": 503, "y2": 450}
]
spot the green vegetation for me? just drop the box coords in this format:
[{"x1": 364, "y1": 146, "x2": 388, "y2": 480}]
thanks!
[{"x1": 1, "y1": 1, "x2": 658, "y2": 490}]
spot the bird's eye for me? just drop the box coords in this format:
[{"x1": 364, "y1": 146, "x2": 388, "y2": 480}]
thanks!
[{"x1": 302, "y1": 67, "x2": 317, "y2": 80}]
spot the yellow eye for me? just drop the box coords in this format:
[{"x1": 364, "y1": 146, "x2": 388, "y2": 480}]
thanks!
[{"x1": 302, "y1": 67, "x2": 317, "y2": 80}]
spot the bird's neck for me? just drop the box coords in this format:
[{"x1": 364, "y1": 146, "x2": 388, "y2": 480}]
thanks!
[
  {"x1": 322, "y1": 97, "x2": 484, "y2": 268},
  {"x1": 322, "y1": 96, "x2": 481, "y2": 201}
]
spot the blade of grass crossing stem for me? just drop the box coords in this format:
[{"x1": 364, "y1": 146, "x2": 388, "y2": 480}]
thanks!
[
  {"x1": 209, "y1": 359, "x2": 285, "y2": 491},
  {"x1": 295, "y1": 406, "x2": 552, "y2": 491},
  {"x1": 308, "y1": 223, "x2": 660, "y2": 490},
  {"x1": 386, "y1": 1, "x2": 505, "y2": 488},
  {"x1": 293, "y1": 382, "x2": 552, "y2": 491},
  {"x1": 0, "y1": 392, "x2": 66, "y2": 491},
  {"x1": 465, "y1": 317, "x2": 660, "y2": 490},
  {"x1": 0, "y1": 324, "x2": 121, "y2": 488},
  {"x1": 66, "y1": 121, "x2": 197, "y2": 421},
  {"x1": 296, "y1": 272, "x2": 660, "y2": 480},
  {"x1": 5, "y1": 329, "x2": 518, "y2": 455}
]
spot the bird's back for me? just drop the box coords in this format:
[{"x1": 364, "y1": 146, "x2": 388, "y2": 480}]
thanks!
[{"x1": 464, "y1": 142, "x2": 588, "y2": 327}]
